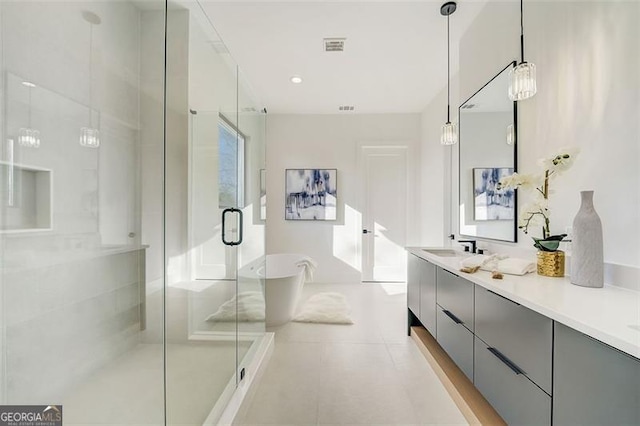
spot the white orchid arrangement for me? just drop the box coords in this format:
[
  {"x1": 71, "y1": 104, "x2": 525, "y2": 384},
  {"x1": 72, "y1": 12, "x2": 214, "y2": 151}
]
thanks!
[{"x1": 498, "y1": 147, "x2": 579, "y2": 252}]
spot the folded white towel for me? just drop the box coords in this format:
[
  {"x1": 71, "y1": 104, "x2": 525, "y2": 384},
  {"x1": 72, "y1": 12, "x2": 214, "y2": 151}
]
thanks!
[
  {"x1": 296, "y1": 256, "x2": 318, "y2": 282},
  {"x1": 489, "y1": 258, "x2": 536, "y2": 276},
  {"x1": 460, "y1": 254, "x2": 507, "y2": 270},
  {"x1": 459, "y1": 255, "x2": 490, "y2": 269}
]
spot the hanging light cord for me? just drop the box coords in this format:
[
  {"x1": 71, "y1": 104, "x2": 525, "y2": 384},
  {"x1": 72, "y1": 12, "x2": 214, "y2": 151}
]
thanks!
[
  {"x1": 89, "y1": 22, "x2": 93, "y2": 128},
  {"x1": 28, "y1": 86, "x2": 32, "y2": 127},
  {"x1": 520, "y1": 0, "x2": 525, "y2": 64},
  {"x1": 446, "y1": 13, "x2": 451, "y2": 123}
]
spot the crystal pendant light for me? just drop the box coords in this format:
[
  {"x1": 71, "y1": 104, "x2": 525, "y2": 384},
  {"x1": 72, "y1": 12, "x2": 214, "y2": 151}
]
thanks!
[
  {"x1": 18, "y1": 82, "x2": 41, "y2": 148},
  {"x1": 80, "y1": 11, "x2": 101, "y2": 148},
  {"x1": 441, "y1": 122, "x2": 457, "y2": 146},
  {"x1": 440, "y1": 2, "x2": 457, "y2": 146},
  {"x1": 79, "y1": 127, "x2": 100, "y2": 148},
  {"x1": 509, "y1": 0, "x2": 537, "y2": 101}
]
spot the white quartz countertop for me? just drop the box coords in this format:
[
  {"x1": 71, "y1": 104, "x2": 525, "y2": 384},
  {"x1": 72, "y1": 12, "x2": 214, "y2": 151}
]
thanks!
[{"x1": 406, "y1": 247, "x2": 640, "y2": 360}]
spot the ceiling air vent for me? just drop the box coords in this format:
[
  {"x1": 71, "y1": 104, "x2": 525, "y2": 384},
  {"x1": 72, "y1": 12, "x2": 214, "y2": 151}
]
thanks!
[
  {"x1": 324, "y1": 38, "x2": 346, "y2": 52},
  {"x1": 339, "y1": 105, "x2": 355, "y2": 112}
]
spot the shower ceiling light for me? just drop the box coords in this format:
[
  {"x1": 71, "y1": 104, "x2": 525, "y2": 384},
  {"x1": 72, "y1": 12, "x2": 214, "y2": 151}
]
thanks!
[
  {"x1": 290, "y1": 75, "x2": 303, "y2": 84},
  {"x1": 509, "y1": 0, "x2": 537, "y2": 101},
  {"x1": 80, "y1": 11, "x2": 101, "y2": 148},
  {"x1": 79, "y1": 127, "x2": 100, "y2": 148},
  {"x1": 440, "y1": 1, "x2": 458, "y2": 146},
  {"x1": 18, "y1": 128, "x2": 41, "y2": 149},
  {"x1": 18, "y1": 82, "x2": 41, "y2": 148}
]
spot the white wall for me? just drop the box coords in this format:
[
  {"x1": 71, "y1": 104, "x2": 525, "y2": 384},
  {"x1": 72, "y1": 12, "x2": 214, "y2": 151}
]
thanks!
[
  {"x1": 422, "y1": 1, "x2": 640, "y2": 284},
  {"x1": 266, "y1": 113, "x2": 421, "y2": 284}
]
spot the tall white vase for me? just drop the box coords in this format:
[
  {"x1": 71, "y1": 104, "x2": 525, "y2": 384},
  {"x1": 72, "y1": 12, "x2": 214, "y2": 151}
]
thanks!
[{"x1": 571, "y1": 191, "x2": 604, "y2": 288}]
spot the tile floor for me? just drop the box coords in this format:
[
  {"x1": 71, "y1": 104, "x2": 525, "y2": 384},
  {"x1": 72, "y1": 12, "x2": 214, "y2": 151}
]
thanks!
[
  {"x1": 63, "y1": 340, "x2": 253, "y2": 425},
  {"x1": 234, "y1": 282, "x2": 468, "y2": 426}
]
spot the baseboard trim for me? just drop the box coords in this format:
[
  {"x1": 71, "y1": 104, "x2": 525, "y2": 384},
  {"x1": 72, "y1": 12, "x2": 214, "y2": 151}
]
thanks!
[{"x1": 410, "y1": 326, "x2": 506, "y2": 426}]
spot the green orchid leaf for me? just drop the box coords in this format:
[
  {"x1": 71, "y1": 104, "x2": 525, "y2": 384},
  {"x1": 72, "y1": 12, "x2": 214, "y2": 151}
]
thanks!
[
  {"x1": 532, "y1": 237, "x2": 562, "y2": 252},
  {"x1": 540, "y1": 240, "x2": 560, "y2": 251},
  {"x1": 545, "y1": 234, "x2": 568, "y2": 241}
]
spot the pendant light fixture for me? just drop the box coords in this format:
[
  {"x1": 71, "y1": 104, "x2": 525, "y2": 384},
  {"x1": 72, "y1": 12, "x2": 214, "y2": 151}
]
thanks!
[
  {"x1": 80, "y1": 11, "x2": 101, "y2": 148},
  {"x1": 18, "y1": 82, "x2": 41, "y2": 148},
  {"x1": 509, "y1": 0, "x2": 537, "y2": 101},
  {"x1": 440, "y1": 1, "x2": 457, "y2": 146}
]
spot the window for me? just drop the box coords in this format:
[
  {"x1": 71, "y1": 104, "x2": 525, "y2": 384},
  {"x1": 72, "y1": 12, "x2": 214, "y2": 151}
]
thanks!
[{"x1": 218, "y1": 115, "x2": 245, "y2": 208}]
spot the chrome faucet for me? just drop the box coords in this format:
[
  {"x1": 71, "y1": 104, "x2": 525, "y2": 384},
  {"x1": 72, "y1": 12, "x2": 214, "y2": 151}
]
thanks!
[{"x1": 458, "y1": 239, "x2": 477, "y2": 254}]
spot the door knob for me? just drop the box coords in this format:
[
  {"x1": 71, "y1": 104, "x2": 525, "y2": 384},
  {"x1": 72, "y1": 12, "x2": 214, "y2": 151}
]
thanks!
[{"x1": 363, "y1": 229, "x2": 370, "y2": 234}]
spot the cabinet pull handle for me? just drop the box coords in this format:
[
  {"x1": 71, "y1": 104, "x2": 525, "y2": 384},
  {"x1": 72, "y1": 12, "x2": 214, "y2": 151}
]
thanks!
[
  {"x1": 442, "y1": 309, "x2": 463, "y2": 325},
  {"x1": 487, "y1": 289, "x2": 521, "y2": 306},
  {"x1": 487, "y1": 347, "x2": 525, "y2": 375}
]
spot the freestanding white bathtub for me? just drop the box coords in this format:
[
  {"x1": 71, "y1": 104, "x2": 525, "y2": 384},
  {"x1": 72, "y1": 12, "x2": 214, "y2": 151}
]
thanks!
[{"x1": 239, "y1": 253, "x2": 308, "y2": 327}]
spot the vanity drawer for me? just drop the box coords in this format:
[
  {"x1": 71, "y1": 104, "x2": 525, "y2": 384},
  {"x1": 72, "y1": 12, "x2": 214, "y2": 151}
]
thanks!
[
  {"x1": 437, "y1": 305, "x2": 474, "y2": 381},
  {"x1": 553, "y1": 322, "x2": 640, "y2": 425},
  {"x1": 474, "y1": 336, "x2": 551, "y2": 426},
  {"x1": 474, "y1": 286, "x2": 552, "y2": 394},
  {"x1": 436, "y1": 267, "x2": 474, "y2": 331}
]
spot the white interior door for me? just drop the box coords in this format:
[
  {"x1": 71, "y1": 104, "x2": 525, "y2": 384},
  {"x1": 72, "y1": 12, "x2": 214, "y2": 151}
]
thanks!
[{"x1": 361, "y1": 146, "x2": 408, "y2": 282}]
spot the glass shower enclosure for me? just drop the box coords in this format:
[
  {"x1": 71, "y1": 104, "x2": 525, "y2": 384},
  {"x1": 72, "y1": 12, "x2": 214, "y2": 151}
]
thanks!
[{"x1": 0, "y1": 0, "x2": 267, "y2": 424}]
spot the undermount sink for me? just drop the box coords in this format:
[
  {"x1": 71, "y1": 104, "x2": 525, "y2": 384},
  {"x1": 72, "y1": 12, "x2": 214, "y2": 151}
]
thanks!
[{"x1": 421, "y1": 249, "x2": 464, "y2": 257}]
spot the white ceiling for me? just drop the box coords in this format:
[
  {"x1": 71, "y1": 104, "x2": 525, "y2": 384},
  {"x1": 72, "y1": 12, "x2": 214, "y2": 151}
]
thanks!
[{"x1": 195, "y1": 1, "x2": 488, "y2": 114}]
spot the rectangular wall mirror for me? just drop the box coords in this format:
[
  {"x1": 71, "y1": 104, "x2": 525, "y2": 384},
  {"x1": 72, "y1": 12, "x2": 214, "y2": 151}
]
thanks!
[{"x1": 459, "y1": 61, "x2": 518, "y2": 242}]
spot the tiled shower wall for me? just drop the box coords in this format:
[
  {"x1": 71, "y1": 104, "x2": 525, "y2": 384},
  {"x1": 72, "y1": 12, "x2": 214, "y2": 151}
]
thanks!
[{"x1": 2, "y1": 249, "x2": 144, "y2": 403}]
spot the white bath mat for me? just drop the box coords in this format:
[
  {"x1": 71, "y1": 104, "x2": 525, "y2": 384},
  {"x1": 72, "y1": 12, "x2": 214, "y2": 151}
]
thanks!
[
  {"x1": 293, "y1": 292, "x2": 354, "y2": 325},
  {"x1": 205, "y1": 291, "x2": 265, "y2": 322}
]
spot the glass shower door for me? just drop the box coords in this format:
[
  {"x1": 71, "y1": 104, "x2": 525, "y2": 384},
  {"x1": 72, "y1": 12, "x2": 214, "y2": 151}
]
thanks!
[{"x1": 165, "y1": 2, "x2": 266, "y2": 423}]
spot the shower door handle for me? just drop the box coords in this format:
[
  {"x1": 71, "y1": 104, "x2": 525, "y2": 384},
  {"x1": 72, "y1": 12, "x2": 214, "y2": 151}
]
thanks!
[{"x1": 221, "y1": 208, "x2": 243, "y2": 246}]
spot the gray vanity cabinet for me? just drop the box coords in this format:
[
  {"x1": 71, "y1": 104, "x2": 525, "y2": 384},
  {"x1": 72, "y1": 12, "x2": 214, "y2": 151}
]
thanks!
[
  {"x1": 437, "y1": 306, "x2": 474, "y2": 380},
  {"x1": 475, "y1": 336, "x2": 552, "y2": 425},
  {"x1": 435, "y1": 267, "x2": 475, "y2": 381},
  {"x1": 435, "y1": 267, "x2": 474, "y2": 331},
  {"x1": 418, "y1": 259, "x2": 437, "y2": 336},
  {"x1": 474, "y1": 286, "x2": 553, "y2": 394},
  {"x1": 407, "y1": 254, "x2": 421, "y2": 319},
  {"x1": 407, "y1": 254, "x2": 437, "y2": 336},
  {"x1": 553, "y1": 322, "x2": 640, "y2": 425}
]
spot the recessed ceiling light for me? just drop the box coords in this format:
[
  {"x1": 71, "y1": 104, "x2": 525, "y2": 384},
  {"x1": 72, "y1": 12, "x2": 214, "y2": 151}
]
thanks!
[
  {"x1": 22, "y1": 81, "x2": 36, "y2": 88},
  {"x1": 290, "y1": 75, "x2": 303, "y2": 84}
]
